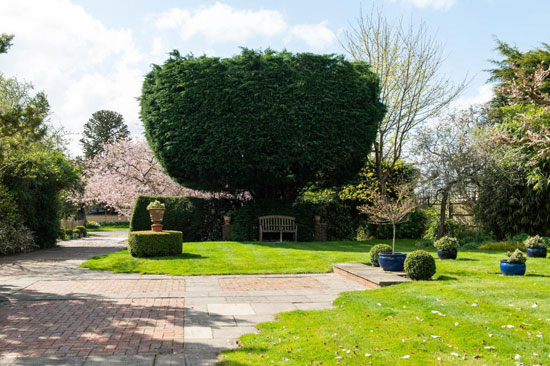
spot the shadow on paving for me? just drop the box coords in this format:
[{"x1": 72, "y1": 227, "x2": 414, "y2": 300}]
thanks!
[
  {"x1": 0, "y1": 246, "x2": 126, "y2": 264},
  {"x1": 0, "y1": 286, "x2": 186, "y2": 359}
]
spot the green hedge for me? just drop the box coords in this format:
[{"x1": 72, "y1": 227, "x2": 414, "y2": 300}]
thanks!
[
  {"x1": 128, "y1": 230, "x2": 183, "y2": 257},
  {"x1": 230, "y1": 198, "x2": 359, "y2": 242},
  {"x1": 141, "y1": 49, "x2": 384, "y2": 201},
  {"x1": 230, "y1": 200, "x2": 313, "y2": 241},
  {"x1": 75, "y1": 225, "x2": 87, "y2": 237},
  {"x1": 131, "y1": 195, "x2": 358, "y2": 243},
  {"x1": 130, "y1": 196, "x2": 235, "y2": 241}
]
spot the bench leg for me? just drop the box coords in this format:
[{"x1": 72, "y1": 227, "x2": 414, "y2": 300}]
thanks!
[
  {"x1": 260, "y1": 229, "x2": 263, "y2": 242},
  {"x1": 280, "y1": 231, "x2": 283, "y2": 242}
]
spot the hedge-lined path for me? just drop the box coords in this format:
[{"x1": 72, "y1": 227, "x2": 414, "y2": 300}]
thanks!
[{"x1": 0, "y1": 232, "x2": 367, "y2": 365}]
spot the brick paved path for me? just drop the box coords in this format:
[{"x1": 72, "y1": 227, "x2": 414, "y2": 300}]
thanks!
[{"x1": 0, "y1": 232, "x2": 367, "y2": 366}]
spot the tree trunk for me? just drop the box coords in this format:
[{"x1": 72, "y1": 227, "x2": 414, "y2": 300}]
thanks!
[
  {"x1": 438, "y1": 190, "x2": 449, "y2": 238},
  {"x1": 374, "y1": 139, "x2": 388, "y2": 198},
  {"x1": 392, "y1": 223, "x2": 396, "y2": 253}
]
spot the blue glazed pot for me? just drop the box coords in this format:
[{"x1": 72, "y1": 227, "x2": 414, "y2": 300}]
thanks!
[
  {"x1": 526, "y1": 247, "x2": 547, "y2": 258},
  {"x1": 378, "y1": 252, "x2": 407, "y2": 272},
  {"x1": 500, "y1": 259, "x2": 526, "y2": 276},
  {"x1": 437, "y1": 249, "x2": 457, "y2": 260}
]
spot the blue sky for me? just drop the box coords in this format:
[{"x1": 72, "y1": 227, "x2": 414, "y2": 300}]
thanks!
[{"x1": 1, "y1": 0, "x2": 549, "y2": 155}]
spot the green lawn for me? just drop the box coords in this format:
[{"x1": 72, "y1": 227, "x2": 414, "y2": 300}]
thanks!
[
  {"x1": 82, "y1": 239, "x2": 409, "y2": 275},
  {"x1": 81, "y1": 239, "x2": 550, "y2": 365},
  {"x1": 219, "y1": 245, "x2": 550, "y2": 365}
]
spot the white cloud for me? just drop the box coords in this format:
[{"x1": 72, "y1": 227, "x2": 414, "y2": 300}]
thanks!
[
  {"x1": 289, "y1": 21, "x2": 336, "y2": 50},
  {"x1": 452, "y1": 83, "x2": 495, "y2": 109},
  {"x1": 388, "y1": 0, "x2": 456, "y2": 10},
  {"x1": 0, "y1": 0, "x2": 144, "y2": 155},
  {"x1": 153, "y1": 2, "x2": 337, "y2": 50},
  {"x1": 154, "y1": 2, "x2": 288, "y2": 42}
]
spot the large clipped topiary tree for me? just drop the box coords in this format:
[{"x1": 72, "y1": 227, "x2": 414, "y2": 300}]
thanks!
[{"x1": 140, "y1": 49, "x2": 385, "y2": 201}]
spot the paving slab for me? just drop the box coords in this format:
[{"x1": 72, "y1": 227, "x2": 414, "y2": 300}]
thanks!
[
  {"x1": 155, "y1": 354, "x2": 187, "y2": 366},
  {"x1": 10, "y1": 358, "x2": 83, "y2": 366},
  {"x1": 212, "y1": 326, "x2": 258, "y2": 339},
  {"x1": 250, "y1": 302, "x2": 297, "y2": 314},
  {"x1": 0, "y1": 355, "x2": 16, "y2": 366},
  {"x1": 265, "y1": 295, "x2": 311, "y2": 303},
  {"x1": 234, "y1": 314, "x2": 276, "y2": 327},
  {"x1": 333, "y1": 262, "x2": 411, "y2": 288},
  {"x1": 185, "y1": 297, "x2": 227, "y2": 305},
  {"x1": 184, "y1": 326, "x2": 213, "y2": 339},
  {"x1": 207, "y1": 303, "x2": 255, "y2": 316},
  {"x1": 83, "y1": 355, "x2": 155, "y2": 366},
  {"x1": 224, "y1": 296, "x2": 270, "y2": 303},
  {"x1": 185, "y1": 314, "x2": 237, "y2": 327}
]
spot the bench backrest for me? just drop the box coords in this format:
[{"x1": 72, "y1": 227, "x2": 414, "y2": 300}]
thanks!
[{"x1": 259, "y1": 215, "x2": 296, "y2": 231}]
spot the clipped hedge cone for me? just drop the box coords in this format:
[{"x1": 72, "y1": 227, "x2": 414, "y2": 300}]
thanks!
[{"x1": 404, "y1": 250, "x2": 436, "y2": 280}]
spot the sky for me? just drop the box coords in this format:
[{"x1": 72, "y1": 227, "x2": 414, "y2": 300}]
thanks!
[{"x1": 1, "y1": 0, "x2": 549, "y2": 156}]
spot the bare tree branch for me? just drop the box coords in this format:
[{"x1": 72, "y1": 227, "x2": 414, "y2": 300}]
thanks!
[{"x1": 341, "y1": 7, "x2": 469, "y2": 194}]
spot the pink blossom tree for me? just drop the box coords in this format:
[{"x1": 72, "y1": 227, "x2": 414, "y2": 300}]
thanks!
[{"x1": 81, "y1": 139, "x2": 205, "y2": 216}]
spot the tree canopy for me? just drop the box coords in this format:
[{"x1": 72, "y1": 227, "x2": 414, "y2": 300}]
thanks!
[
  {"x1": 141, "y1": 49, "x2": 385, "y2": 201},
  {"x1": 0, "y1": 33, "x2": 14, "y2": 54},
  {"x1": 0, "y1": 74, "x2": 49, "y2": 161},
  {"x1": 81, "y1": 139, "x2": 201, "y2": 216},
  {"x1": 80, "y1": 109, "x2": 130, "y2": 160},
  {"x1": 0, "y1": 74, "x2": 79, "y2": 248},
  {"x1": 490, "y1": 40, "x2": 550, "y2": 107}
]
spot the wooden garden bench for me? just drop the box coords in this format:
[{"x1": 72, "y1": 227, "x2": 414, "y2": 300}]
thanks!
[{"x1": 259, "y1": 215, "x2": 297, "y2": 242}]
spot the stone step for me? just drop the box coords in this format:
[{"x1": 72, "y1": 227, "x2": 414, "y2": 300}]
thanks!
[{"x1": 333, "y1": 262, "x2": 411, "y2": 288}]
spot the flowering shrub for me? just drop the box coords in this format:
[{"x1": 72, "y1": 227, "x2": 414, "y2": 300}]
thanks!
[
  {"x1": 81, "y1": 139, "x2": 203, "y2": 217},
  {"x1": 506, "y1": 249, "x2": 527, "y2": 264},
  {"x1": 524, "y1": 235, "x2": 547, "y2": 249}
]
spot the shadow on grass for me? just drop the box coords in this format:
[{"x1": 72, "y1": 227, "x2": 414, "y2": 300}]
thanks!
[
  {"x1": 525, "y1": 273, "x2": 550, "y2": 278},
  {"x1": 240, "y1": 240, "x2": 418, "y2": 253},
  {"x1": 436, "y1": 275, "x2": 458, "y2": 281},
  {"x1": 456, "y1": 258, "x2": 479, "y2": 262},
  {"x1": 146, "y1": 253, "x2": 206, "y2": 260}
]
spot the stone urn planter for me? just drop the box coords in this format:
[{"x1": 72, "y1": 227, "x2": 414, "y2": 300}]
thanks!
[
  {"x1": 223, "y1": 215, "x2": 231, "y2": 224},
  {"x1": 378, "y1": 252, "x2": 407, "y2": 272},
  {"x1": 147, "y1": 200, "x2": 166, "y2": 232},
  {"x1": 314, "y1": 215, "x2": 321, "y2": 223}
]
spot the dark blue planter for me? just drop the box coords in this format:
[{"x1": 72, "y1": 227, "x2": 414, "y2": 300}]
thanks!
[
  {"x1": 526, "y1": 247, "x2": 547, "y2": 258},
  {"x1": 378, "y1": 252, "x2": 407, "y2": 272},
  {"x1": 437, "y1": 249, "x2": 458, "y2": 260},
  {"x1": 500, "y1": 259, "x2": 526, "y2": 276}
]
